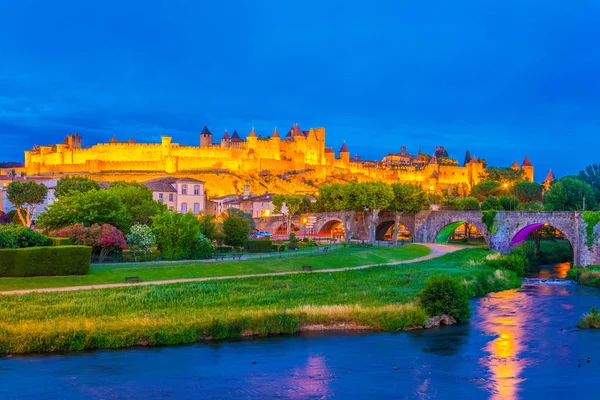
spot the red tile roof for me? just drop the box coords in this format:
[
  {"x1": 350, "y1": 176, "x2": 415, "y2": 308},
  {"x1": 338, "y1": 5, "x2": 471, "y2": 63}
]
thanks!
[
  {"x1": 339, "y1": 142, "x2": 349, "y2": 153},
  {"x1": 522, "y1": 156, "x2": 532, "y2": 167}
]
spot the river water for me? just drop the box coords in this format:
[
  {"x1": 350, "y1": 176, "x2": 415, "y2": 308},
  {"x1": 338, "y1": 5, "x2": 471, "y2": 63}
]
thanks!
[{"x1": 1, "y1": 264, "x2": 599, "y2": 399}]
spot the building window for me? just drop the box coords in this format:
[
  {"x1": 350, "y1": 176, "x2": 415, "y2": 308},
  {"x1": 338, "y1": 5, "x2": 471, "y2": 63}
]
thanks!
[
  {"x1": 169, "y1": 193, "x2": 174, "y2": 202},
  {"x1": 194, "y1": 185, "x2": 200, "y2": 195},
  {"x1": 182, "y1": 184, "x2": 188, "y2": 195},
  {"x1": 181, "y1": 203, "x2": 188, "y2": 213},
  {"x1": 158, "y1": 193, "x2": 164, "y2": 201},
  {"x1": 193, "y1": 203, "x2": 200, "y2": 214}
]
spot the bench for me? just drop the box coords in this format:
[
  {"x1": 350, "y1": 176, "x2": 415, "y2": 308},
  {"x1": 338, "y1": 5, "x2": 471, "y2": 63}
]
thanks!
[
  {"x1": 125, "y1": 276, "x2": 141, "y2": 283},
  {"x1": 232, "y1": 253, "x2": 243, "y2": 260},
  {"x1": 215, "y1": 254, "x2": 226, "y2": 261},
  {"x1": 302, "y1": 265, "x2": 313, "y2": 272}
]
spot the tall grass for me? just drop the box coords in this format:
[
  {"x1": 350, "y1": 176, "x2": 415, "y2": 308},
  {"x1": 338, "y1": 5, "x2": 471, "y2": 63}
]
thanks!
[{"x1": 0, "y1": 249, "x2": 521, "y2": 354}]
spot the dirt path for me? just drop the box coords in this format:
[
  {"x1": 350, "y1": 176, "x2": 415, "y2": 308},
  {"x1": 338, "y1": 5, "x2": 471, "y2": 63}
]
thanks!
[{"x1": 0, "y1": 244, "x2": 464, "y2": 295}]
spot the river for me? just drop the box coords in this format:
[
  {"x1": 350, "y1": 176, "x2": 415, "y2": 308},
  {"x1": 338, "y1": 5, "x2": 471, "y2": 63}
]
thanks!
[{"x1": 1, "y1": 263, "x2": 599, "y2": 399}]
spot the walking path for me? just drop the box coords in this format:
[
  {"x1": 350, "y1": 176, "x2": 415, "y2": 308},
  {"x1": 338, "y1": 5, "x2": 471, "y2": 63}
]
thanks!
[{"x1": 0, "y1": 244, "x2": 464, "y2": 295}]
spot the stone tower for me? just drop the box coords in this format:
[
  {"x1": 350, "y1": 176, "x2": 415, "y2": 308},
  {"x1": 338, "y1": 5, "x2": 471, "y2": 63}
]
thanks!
[
  {"x1": 64, "y1": 132, "x2": 82, "y2": 149},
  {"x1": 521, "y1": 156, "x2": 534, "y2": 182},
  {"x1": 200, "y1": 125, "x2": 213, "y2": 147},
  {"x1": 339, "y1": 142, "x2": 350, "y2": 166},
  {"x1": 271, "y1": 128, "x2": 281, "y2": 160},
  {"x1": 544, "y1": 169, "x2": 556, "y2": 191}
]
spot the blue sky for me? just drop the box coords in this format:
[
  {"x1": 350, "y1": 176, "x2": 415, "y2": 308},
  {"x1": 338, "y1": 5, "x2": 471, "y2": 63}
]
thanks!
[{"x1": 1, "y1": 0, "x2": 599, "y2": 180}]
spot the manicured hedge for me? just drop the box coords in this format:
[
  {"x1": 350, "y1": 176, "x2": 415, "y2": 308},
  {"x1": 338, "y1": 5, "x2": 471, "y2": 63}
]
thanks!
[
  {"x1": 0, "y1": 225, "x2": 51, "y2": 248},
  {"x1": 243, "y1": 239, "x2": 273, "y2": 253},
  {"x1": 0, "y1": 246, "x2": 92, "y2": 277},
  {"x1": 47, "y1": 237, "x2": 71, "y2": 246}
]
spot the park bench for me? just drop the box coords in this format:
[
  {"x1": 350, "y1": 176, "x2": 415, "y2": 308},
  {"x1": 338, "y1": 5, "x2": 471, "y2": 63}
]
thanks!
[
  {"x1": 215, "y1": 254, "x2": 226, "y2": 261},
  {"x1": 232, "y1": 253, "x2": 243, "y2": 260},
  {"x1": 125, "y1": 276, "x2": 141, "y2": 283},
  {"x1": 302, "y1": 265, "x2": 313, "y2": 272}
]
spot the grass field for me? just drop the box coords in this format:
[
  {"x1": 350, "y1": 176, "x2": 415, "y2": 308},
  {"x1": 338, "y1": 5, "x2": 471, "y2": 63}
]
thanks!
[
  {"x1": 0, "y1": 248, "x2": 522, "y2": 354},
  {"x1": 0, "y1": 244, "x2": 431, "y2": 292}
]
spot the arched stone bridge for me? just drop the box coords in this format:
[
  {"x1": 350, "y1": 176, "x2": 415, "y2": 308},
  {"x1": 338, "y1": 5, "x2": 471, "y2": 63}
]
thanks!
[{"x1": 257, "y1": 210, "x2": 600, "y2": 266}]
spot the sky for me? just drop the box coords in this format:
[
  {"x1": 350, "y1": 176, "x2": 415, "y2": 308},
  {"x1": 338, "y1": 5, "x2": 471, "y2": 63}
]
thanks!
[{"x1": 1, "y1": 0, "x2": 599, "y2": 180}]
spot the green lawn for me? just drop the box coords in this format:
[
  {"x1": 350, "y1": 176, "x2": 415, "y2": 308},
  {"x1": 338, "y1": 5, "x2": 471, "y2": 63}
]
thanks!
[
  {"x1": 0, "y1": 248, "x2": 522, "y2": 354},
  {"x1": 0, "y1": 244, "x2": 431, "y2": 292}
]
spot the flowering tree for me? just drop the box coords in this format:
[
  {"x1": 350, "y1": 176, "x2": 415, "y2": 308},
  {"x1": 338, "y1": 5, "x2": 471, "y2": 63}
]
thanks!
[
  {"x1": 126, "y1": 224, "x2": 157, "y2": 262},
  {"x1": 50, "y1": 223, "x2": 126, "y2": 262}
]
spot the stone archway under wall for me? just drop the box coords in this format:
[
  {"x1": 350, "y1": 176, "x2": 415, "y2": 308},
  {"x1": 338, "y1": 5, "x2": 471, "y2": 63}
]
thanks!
[
  {"x1": 317, "y1": 219, "x2": 344, "y2": 235},
  {"x1": 414, "y1": 210, "x2": 490, "y2": 244}
]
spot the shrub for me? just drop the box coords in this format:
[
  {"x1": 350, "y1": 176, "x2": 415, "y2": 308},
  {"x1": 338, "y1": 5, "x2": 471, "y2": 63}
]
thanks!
[
  {"x1": 481, "y1": 196, "x2": 500, "y2": 211},
  {"x1": 0, "y1": 225, "x2": 51, "y2": 248},
  {"x1": 578, "y1": 306, "x2": 600, "y2": 329},
  {"x1": 0, "y1": 246, "x2": 91, "y2": 277},
  {"x1": 222, "y1": 214, "x2": 250, "y2": 247},
  {"x1": 48, "y1": 237, "x2": 71, "y2": 246},
  {"x1": 151, "y1": 210, "x2": 201, "y2": 260},
  {"x1": 190, "y1": 233, "x2": 216, "y2": 259},
  {"x1": 417, "y1": 275, "x2": 471, "y2": 322},
  {"x1": 216, "y1": 245, "x2": 233, "y2": 253},
  {"x1": 288, "y1": 232, "x2": 300, "y2": 250},
  {"x1": 49, "y1": 223, "x2": 127, "y2": 262},
  {"x1": 485, "y1": 253, "x2": 526, "y2": 277},
  {"x1": 499, "y1": 195, "x2": 520, "y2": 211},
  {"x1": 126, "y1": 224, "x2": 156, "y2": 262},
  {"x1": 457, "y1": 197, "x2": 481, "y2": 210},
  {"x1": 244, "y1": 239, "x2": 273, "y2": 253}
]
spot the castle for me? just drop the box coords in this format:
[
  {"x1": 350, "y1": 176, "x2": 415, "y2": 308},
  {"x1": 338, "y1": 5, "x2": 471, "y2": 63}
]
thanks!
[{"x1": 11, "y1": 124, "x2": 535, "y2": 192}]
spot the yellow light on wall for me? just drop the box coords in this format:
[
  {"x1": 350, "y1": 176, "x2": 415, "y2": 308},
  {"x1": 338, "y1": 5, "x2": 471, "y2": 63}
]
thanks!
[
  {"x1": 504, "y1": 183, "x2": 508, "y2": 188},
  {"x1": 264, "y1": 209, "x2": 271, "y2": 217}
]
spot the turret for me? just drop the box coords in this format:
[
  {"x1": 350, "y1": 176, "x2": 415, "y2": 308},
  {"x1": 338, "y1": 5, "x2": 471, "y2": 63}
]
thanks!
[
  {"x1": 221, "y1": 130, "x2": 230, "y2": 147},
  {"x1": 510, "y1": 161, "x2": 520, "y2": 170},
  {"x1": 544, "y1": 169, "x2": 556, "y2": 191},
  {"x1": 521, "y1": 156, "x2": 534, "y2": 182},
  {"x1": 339, "y1": 142, "x2": 350, "y2": 166},
  {"x1": 246, "y1": 126, "x2": 258, "y2": 151},
  {"x1": 271, "y1": 128, "x2": 281, "y2": 160},
  {"x1": 200, "y1": 125, "x2": 213, "y2": 147},
  {"x1": 325, "y1": 147, "x2": 335, "y2": 165}
]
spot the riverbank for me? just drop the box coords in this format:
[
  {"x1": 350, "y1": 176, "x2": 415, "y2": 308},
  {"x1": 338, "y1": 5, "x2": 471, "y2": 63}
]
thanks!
[
  {"x1": 0, "y1": 244, "x2": 431, "y2": 292},
  {"x1": 567, "y1": 265, "x2": 600, "y2": 288},
  {"x1": 0, "y1": 248, "x2": 522, "y2": 354}
]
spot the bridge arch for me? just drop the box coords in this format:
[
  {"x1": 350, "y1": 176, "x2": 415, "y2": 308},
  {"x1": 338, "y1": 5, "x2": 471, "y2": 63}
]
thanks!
[
  {"x1": 435, "y1": 221, "x2": 487, "y2": 244},
  {"x1": 316, "y1": 218, "x2": 345, "y2": 237},
  {"x1": 375, "y1": 220, "x2": 413, "y2": 241}
]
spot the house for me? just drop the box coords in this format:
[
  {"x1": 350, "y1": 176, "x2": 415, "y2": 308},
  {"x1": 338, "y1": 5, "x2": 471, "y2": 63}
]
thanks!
[{"x1": 142, "y1": 177, "x2": 206, "y2": 214}]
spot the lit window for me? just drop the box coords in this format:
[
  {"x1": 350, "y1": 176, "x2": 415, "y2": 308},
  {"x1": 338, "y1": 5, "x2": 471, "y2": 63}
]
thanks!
[
  {"x1": 194, "y1": 185, "x2": 200, "y2": 195},
  {"x1": 193, "y1": 203, "x2": 200, "y2": 214},
  {"x1": 182, "y1": 184, "x2": 188, "y2": 195},
  {"x1": 181, "y1": 203, "x2": 188, "y2": 213}
]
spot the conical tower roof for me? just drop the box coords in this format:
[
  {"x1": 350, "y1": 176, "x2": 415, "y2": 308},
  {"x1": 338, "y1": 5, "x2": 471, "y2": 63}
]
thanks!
[
  {"x1": 511, "y1": 161, "x2": 520, "y2": 169},
  {"x1": 340, "y1": 142, "x2": 349, "y2": 153},
  {"x1": 222, "y1": 130, "x2": 230, "y2": 140},
  {"x1": 272, "y1": 127, "x2": 280, "y2": 138},
  {"x1": 545, "y1": 169, "x2": 556, "y2": 182},
  {"x1": 248, "y1": 126, "x2": 257, "y2": 137},
  {"x1": 522, "y1": 156, "x2": 532, "y2": 167},
  {"x1": 201, "y1": 125, "x2": 212, "y2": 135}
]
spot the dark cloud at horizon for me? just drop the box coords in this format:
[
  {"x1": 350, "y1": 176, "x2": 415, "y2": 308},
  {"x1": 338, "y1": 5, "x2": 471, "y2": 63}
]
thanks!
[{"x1": 1, "y1": 0, "x2": 599, "y2": 180}]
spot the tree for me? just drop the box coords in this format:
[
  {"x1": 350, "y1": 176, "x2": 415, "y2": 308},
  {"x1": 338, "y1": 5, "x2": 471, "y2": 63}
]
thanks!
[
  {"x1": 6, "y1": 180, "x2": 48, "y2": 227},
  {"x1": 222, "y1": 212, "x2": 250, "y2": 247},
  {"x1": 471, "y1": 181, "x2": 502, "y2": 201},
  {"x1": 357, "y1": 182, "x2": 394, "y2": 244},
  {"x1": 50, "y1": 223, "x2": 127, "y2": 262},
  {"x1": 224, "y1": 208, "x2": 255, "y2": 231},
  {"x1": 126, "y1": 224, "x2": 156, "y2": 262},
  {"x1": 481, "y1": 196, "x2": 501, "y2": 211},
  {"x1": 463, "y1": 150, "x2": 472, "y2": 166},
  {"x1": 499, "y1": 195, "x2": 520, "y2": 211},
  {"x1": 151, "y1": 210, "x2": 201, "y2": 259},
  {"x1": 55, "y1": 176, "x2": 101, "y2": 198},
  {"x1": 272, "y1": 194, "x2": 304, "y2": 236},
  {"x1": 578, "y1": 164, "x2": 600, "y2": 205},
  {"x1": 107, "y1": 181, "x2": 165, "y2": 229},
  {"x1": 544, "y1": 177, "x2": 597, "y2": 211},
  {"x1": 481, "y1": 167, "x2": 525, "y2": 183},
  {"x1": 456, "y1": 197, "x2": 480, "y2": 210},
  {"x1": 511, "y1": 181, "x2": 543, "y2": 203},
  {"x1": 387, "y1": 183, "x2": 428, "y2": 245},
  {"x1": 37, "y1": 190, "x2": 131, "y2": 232},
  {"x1": 198, "y1": 214, "x2": 218, "y2": 239}
]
